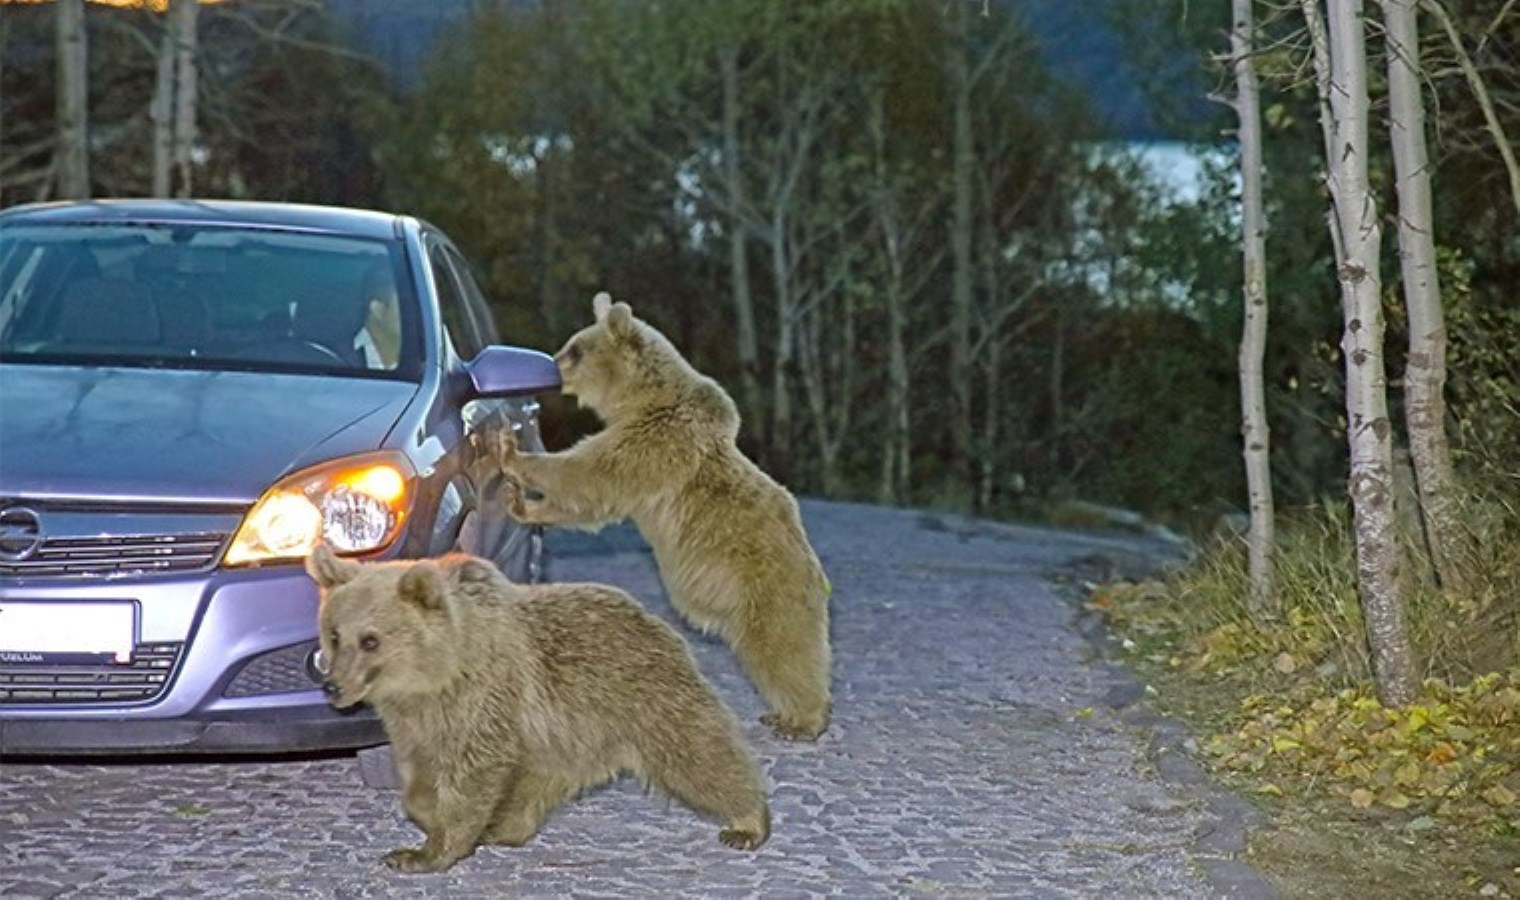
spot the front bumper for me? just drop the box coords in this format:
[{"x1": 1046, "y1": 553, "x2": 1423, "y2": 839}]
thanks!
[
  {"x1": 0, "y1": 703, "x2": 382, "y2": 755},
  {"x1": 0, "y1": 563, "x2": 385, "y2": 756}
]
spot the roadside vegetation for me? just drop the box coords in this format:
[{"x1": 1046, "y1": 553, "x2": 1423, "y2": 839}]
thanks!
[{"x1": 1094, "y1": 469, "x2": 1520, "y2": 896}]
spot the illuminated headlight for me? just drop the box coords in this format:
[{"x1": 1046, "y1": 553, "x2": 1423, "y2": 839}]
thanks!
[{"x1": 224, "y1": 453, "x2": 415, "y2": 566}]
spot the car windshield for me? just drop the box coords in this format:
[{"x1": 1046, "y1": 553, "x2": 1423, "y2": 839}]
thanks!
[{"x1": 0, "y1": 223, "x2": 421, "y2": 379}]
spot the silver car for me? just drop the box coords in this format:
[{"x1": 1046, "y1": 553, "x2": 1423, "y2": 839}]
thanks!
[{"x1": 0, "y1": 200, "x2": 558, "y2": 763}]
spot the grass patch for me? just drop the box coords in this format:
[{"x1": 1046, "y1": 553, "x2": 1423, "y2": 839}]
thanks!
[{"x1": 1092, "y1": 501, "x2": 1520, "y2": 898}]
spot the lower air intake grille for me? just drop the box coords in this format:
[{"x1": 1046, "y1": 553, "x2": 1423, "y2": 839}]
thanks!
[
  {"x1": 224, "y1": 641, "x2": 322, "y2": 698},
  {"x1": 0, "y1": 642, "x2": 182, "y2": 704}
]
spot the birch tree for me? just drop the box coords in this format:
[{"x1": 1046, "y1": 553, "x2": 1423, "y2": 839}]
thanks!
[
  {"x1": 1318, "y1": 0, "x2": 1419, "y2": 705},
  {"x1": 169, "y1": 0, "x2": 199, "y2": 197},
  {"x1": 55, "y1": 0, "x2": 89, "y2": 198},
  {"x1": 718, "y1": 41, "x2": 762, "y2": 429},
  {"x1": 946, "y1": 0, "x2": 976, "y2": 497},
  {"x1": 1381, "y1": 0, "x2": 1473, "y2": 593},
  {"x1": 150, "y1": 2, "x2": 177, "y2": 196},
  {"x1": 1231, "y1": 0, "x2": 1276, "y2": 616}
]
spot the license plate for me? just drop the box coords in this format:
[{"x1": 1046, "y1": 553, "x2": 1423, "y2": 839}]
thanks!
[{"x1": 0, "y1": 601, "x2": 136, "y2": 664}]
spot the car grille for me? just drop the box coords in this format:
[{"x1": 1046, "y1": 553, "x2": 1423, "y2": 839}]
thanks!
[
  {"x1": 0, "y1": 532, "x2": 229, "y2": 578},
  {"x1": 0, "y1": 642, "x2": 182, "y2": 704}
]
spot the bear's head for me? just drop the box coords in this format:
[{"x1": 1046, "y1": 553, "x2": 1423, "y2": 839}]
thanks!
[
  {"x1": 552, "y1": 292, "x2": 691, "y2": 419},
  {"x1": 306, "y1": 545, "x2": 459, "y2": 709}
]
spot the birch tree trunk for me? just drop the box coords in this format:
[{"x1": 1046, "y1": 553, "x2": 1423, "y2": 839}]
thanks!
[
  {"x1": 947, "y1": 6, "x2": 976, "y2": 498},
  {"x1": 1323, "y1": 0, "x2": 1418, "y2": 706},
  {"x1": 0, "y1": 13, "x2": 6, "y2": 208},
  {"x1": 769, "y1": 213, "x2": 795, "y2": 480},
  {"x1": 875, "y1": 201, "x2": 911, "y2": 504},
  {"x1": 55, "y1": 0, "x2": 89, "y2": 199},
  {"x1": 150, "y1": 8, "x2": 177, "y2": 198},
  {"x1": 169, "y1": 0, "x2": 199, "y2": 197},
  {"x1": 719, "y1": 43, "x2": 762, "y2": 431},
  {"x1": 1232, "y1": 0, "x2": 1277, "y2": 616},
  {"x1": 1383, "y1": 0, "x2": 1473, "y2": 594}
]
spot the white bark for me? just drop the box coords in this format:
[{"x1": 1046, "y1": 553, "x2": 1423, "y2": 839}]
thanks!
[
  {"x1": 1232, "y1": 0, "x2": 1276, "y2": 616},
  {"x1": 1383, "y1": 0, "x2": 1472, "y2": 593},
  {"x1": 948, "y1": 6, "x2": 976, "y2": 493},
  {"x1": 719, "y1": 43, "x2": 762, "y2": 431},
  {"x1": 170, "y1": 0, "x2": 199, "y2": 197},
  {"x1": 150, "y1": 9, "x2": 175, "y2": 197},
  {"x1": 1323, "y1": 0, "x2": 1418, "y2": 706},
  {"x1": 55, "y1": 0, "x2": 89, "y2": 199}
]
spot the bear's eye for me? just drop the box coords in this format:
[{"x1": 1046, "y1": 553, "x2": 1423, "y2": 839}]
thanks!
[
  {"x1": 563, "y1": 341, "x2": 583, "y2": 365},
  {"x1": 359, "y1": 634, "x2": 380, "y2": 653},
  {"x1": 328, "y1": 629, "x2": 340, "y2": 647}
]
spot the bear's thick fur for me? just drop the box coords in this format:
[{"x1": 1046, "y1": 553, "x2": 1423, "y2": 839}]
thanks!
[
  {"x1": 307, "y1": 545, "x2": 770, "y2": 873},
  {"x1": 477, "y1": 292, "x2": 832, "y2": 740}
]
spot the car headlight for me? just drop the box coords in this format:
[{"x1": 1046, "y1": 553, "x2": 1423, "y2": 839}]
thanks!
[{"x1": 223, "y1": 453, "x2": 415, "y2": 566}]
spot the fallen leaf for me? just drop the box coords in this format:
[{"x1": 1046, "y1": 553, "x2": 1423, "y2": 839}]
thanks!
[
  {"x1": 1394, "y1": 761, "x2": 1422, "y2": 787},
  {"x1": 173, "y1": 803, "x2": 211, "y2": 819},
  {"x1": 1482, "y1": 784, "x2": 1517, "y2": 808},
  {"x1": 1379, "y1": 790, "x2": 1412, "y2": 810},
  {"x1": 1424, "y1": 742, "x2": 1459, "y2": 765},
  {"x1": 1350, "y1": 788, "x2": 1375, "y2": 809},
  {"x1": 1274, "y1": 652, "x2": 1299, "y2": 674}
]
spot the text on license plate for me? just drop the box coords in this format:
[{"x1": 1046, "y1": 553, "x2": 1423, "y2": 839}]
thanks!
[{"x1": 0, "y1": 601, "x2": 136, "y2": 663}]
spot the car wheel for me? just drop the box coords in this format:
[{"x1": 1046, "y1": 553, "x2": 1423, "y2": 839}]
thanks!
[{"x1": 357, "y1": 743, "x2": 400, "y2": 790}]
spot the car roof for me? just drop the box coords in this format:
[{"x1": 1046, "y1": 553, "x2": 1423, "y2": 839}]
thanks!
[{"x1": 0, "y1": 199, "x2": 406, "y2": 241}]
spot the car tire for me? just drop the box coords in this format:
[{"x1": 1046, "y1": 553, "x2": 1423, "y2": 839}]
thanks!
[{"x1": 356, "y1": 743, "x2": 400, "y2": 790}]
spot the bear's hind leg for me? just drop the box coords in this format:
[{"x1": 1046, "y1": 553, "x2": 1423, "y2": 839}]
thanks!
[
  {"x1": 733, "y1": 604, "x2": 831, "y2": 741},
  {"x1": 645, "y1": 739, "x2": 770, "y2": 851}
]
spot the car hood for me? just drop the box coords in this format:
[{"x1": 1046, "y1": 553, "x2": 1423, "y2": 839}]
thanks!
[{"x1": 0, "y1": 365, "x2": 419, "y2": 505}]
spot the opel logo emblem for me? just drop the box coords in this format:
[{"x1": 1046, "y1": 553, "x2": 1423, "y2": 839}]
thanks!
[{"x1": 0, "y1": 507, "x2": 44, "y2": 562}]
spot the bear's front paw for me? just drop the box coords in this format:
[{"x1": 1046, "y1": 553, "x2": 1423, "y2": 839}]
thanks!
[
  {"x1": 502, "y1": 476, "x2": 532, "y2": 521},
  {"x1": 382, "y1": 847, "x2": 449, "y2": 874},
  {"x1": 470, "y1": 426, "x2": 520, "y2": 474}
]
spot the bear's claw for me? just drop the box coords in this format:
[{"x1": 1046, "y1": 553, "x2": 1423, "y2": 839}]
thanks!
[
  {"x1": 760, "y1": 712, "x2": 826, "y2": 742},
  {"x1": 719, "y1": 827, "x2": 766, "y2": 851},
  {"x1": 475, "y1": 426, "x2": 519, "y2": 469},
  {"x1": 382, "y1": 847, "x2": 447, "y2": 874}
]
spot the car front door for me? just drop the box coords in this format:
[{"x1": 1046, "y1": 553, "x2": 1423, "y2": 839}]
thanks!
[{"x1": 421, "y1": 234, "x2": 545, "y2": 580}]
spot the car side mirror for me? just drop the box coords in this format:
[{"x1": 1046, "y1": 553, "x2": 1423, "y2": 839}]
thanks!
[{"x1": 463, "y1": 345, "x2": 561, "y2": 398}]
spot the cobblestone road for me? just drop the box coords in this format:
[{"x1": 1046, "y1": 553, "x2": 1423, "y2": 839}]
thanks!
[{"x1": 0, "y1": 500, "x2": 1274, "y2": 898}]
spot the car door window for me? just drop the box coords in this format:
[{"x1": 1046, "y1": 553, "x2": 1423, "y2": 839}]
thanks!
[
  {"x1": 427, "y1": 241, "x2": 483, "y2": 362},
  {"x1": 443, "y1": 247, "x2": 499, "y2": 345}
]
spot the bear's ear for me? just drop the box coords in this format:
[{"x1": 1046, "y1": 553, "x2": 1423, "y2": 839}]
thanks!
[
  {"x1": 307, "y1": 544, "x2": 361, "y2": 589},
  {"x1": 445, "y1": 554, "x2": 503, "y2": 587},
  {"x1": 398, "y1": 562, "x2": 447, "y2": 613},
  {"x1": 606, "y1": 301, "x2": 634, "y2": 335},
  {"x1": 592, "y1": 291, "x2": 614, "y2": 322}
]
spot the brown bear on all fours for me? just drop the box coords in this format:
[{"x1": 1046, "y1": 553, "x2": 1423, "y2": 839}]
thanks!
[
  {"x1": 307, "y1": 545, "x2": 770, "y2": 874},
  {"x1": 475, "y1": 292, "x2": 832, "y2": 741}
]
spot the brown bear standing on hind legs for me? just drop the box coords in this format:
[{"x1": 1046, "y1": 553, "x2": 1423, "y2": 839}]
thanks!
[
  {"x1": 307, "y1": 545, "x2": 770, "y2": 873},
  {"x1": 475, "y1": 292, "x2": 832, "y2": 740}
]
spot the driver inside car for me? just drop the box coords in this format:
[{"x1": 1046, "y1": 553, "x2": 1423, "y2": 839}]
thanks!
[{"x1": 353, "y1": 261, "x2": 401, "y2": 371}]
